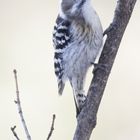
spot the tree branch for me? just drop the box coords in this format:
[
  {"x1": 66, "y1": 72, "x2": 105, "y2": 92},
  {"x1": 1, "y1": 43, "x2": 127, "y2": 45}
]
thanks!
[
  {"x1": 13, "y1": 69, "x2": 32, "y2": 140},
  {"x1": 73, "y1": 0, "x2": 137, "y2": 140},
  {"x1": 46, "y1": 114, "x2": 56, "y2": 140}
]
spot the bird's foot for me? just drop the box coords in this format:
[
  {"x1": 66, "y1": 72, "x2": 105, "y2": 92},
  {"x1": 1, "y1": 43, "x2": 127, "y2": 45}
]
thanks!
[
  {"x1": 103, "y1": 22, "x2": 118, "y2": 36},
  {"x1": 93, "y1": 63, "x2": 109, "y2": 74}
]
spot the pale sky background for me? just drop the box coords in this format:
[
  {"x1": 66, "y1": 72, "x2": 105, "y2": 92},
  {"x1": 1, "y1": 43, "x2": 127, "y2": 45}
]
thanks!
[{"x1": 0, "y1": 0, "x2": 140, "y2": 140}]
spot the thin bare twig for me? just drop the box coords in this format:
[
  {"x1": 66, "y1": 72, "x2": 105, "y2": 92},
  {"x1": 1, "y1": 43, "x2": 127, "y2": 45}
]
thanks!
[
  {"x1": 13, "y1": 69, "x2": 32, "y2": 140},
  {"x1": 11, "y1": 126, "x2": 20, "y2": 140},
  {"x1": 47, "y1": 114, "x2": 56, "y2": 140}
]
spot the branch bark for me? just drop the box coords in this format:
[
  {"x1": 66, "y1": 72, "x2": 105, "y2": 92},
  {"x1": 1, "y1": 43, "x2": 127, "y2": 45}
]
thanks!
[{"x1": 73, "y1": 0, "x2": 137, "y2": 140}]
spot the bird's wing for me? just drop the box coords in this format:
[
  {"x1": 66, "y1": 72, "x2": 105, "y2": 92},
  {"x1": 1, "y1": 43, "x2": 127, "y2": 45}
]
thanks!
[{"x1": 53, "y1": 15, "x2": 71, "y2": 95}]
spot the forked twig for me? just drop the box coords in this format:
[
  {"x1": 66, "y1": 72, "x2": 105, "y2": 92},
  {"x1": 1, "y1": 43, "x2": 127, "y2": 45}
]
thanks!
[
  {"x1": 11, "y1": 126, "x2": 20, "y2": 140},
  {"x1": 13, "y1": 69, "x2": 31, "y2": 140},
  {"x1": 12, "y1": 69, "x2": 56, "y2": 140},
  {"x1": 47, "y1": 114, "x2": 56, "y2": 140}
]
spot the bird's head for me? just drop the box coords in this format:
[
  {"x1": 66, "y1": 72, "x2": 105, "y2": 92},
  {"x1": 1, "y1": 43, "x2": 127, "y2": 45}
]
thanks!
[{"x1": 60, "y1": 0, "x2": 90, "y2": 20}]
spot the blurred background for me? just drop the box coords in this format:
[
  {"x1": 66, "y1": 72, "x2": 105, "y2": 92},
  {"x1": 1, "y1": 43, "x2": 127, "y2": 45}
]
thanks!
[{"x1": 0, "y1": 0, "x2": 140, "y2": 139}]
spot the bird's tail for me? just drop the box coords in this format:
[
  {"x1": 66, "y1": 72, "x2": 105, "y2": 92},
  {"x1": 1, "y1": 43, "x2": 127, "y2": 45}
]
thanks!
[{"x1": 58, "y1": 80, "x2": 65, "y2": 95}]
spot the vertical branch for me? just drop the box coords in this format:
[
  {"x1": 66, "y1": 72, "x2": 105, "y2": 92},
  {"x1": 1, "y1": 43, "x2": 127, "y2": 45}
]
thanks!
[
  {"x1": 73, "y1": 0, "x2": 137, "y2": 140},
  {"x1": 13, "y1": 69, "x2": 32, "y2": 140}
]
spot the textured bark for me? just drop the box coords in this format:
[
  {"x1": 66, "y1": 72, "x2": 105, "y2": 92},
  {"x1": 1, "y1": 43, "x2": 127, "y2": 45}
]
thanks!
[{"x1": 73, "y1": 0, "x2": 137, "y2": 140}]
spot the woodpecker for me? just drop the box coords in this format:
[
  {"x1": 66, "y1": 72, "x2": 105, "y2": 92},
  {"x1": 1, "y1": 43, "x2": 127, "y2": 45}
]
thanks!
[{"x1": 53, "y1": 0, "x2": 103, "y2": 116}]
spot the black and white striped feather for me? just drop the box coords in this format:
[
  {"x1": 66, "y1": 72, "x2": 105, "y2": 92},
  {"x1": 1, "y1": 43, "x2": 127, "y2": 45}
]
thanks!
[{"x1": 53, "y1": 16, "x2": 71, "y2": 95}]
